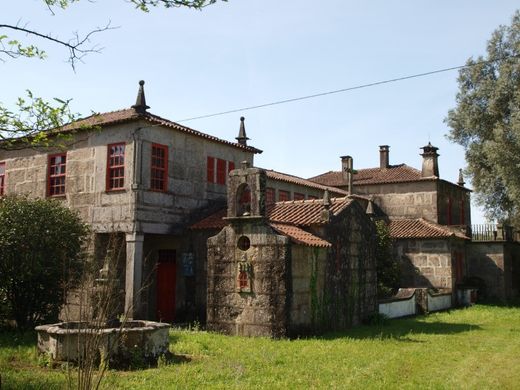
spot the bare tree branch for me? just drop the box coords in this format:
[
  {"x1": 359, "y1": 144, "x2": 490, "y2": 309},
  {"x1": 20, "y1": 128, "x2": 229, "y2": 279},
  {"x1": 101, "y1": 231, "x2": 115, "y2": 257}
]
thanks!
[{"x1": 0, "y1": 21, "x2": 117, "y2": 69}]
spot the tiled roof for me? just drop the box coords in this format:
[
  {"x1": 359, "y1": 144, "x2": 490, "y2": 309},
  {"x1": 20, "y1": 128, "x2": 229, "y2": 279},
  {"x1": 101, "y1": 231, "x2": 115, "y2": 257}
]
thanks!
[
  {"x1": 270, "y1": 223, "x2": 331, "y2": 247},
  {"x1": 265, "y1": 170, "x2": 348, "y2": 196},
  {"x1": 60, "y1": 108, "x2": 262, "y2": 154},
  {"x1": 190, "y1": 209, "x2": 227, "y2": 230},
  {"x1": 309, "y1": 164, "x2": 430, "y2": 186},
  {"x1": 389, "y1": 219, "x2": 469, "y2": 239},
  {"x1": 190, "y1": 197, "x2": 354, "y2": 247},
  {"x1": 268, "y1": 197, "x2": 353, "y2": 226}
]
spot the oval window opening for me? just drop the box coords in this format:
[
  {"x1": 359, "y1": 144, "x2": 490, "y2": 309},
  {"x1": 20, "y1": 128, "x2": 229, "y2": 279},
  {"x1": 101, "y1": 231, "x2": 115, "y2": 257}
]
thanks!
[{"x1": 237, "y1": 236, "x2": 251, "y2": 251}]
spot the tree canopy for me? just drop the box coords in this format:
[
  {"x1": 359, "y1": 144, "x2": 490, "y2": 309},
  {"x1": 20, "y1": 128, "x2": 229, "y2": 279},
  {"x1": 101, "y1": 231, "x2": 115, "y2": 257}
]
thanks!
[
  {"x1": 0, "y1": 0, "x2": 225, "y2": 149},
  {"x1": 446, "y1": 10, "x2": 520, "y2": 225}
]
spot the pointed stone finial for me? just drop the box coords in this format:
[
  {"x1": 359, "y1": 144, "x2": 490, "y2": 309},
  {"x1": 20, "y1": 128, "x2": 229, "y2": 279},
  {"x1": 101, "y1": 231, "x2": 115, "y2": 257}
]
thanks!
[
  {"x1": 236, "y1": 116, "x2": 250, "y2": 146},
  {"x1": 457, "y1": 169, "x2": 465, "y2": 186},
  {"x1": 323, "y1": 189, "x2": 331, "y2": 209},
  {"x1": 366, "y1": 200, "x2": 375, "y2": 216},
  {"x1": 132, "y1": 80, "x2": 150, "y2": 114},
  {"x1": 321, "y1": 189, "x2": 332, "y2": 222}
]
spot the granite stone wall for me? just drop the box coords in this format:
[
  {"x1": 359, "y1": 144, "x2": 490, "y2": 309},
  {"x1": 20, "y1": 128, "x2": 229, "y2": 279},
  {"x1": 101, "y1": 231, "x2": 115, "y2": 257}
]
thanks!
[
  {"x1": 206, "y1": 220, "x2": 290, "y2": 337},
  {"x1": 397, "y1": 239, "x2": 455, "y2": 289}
]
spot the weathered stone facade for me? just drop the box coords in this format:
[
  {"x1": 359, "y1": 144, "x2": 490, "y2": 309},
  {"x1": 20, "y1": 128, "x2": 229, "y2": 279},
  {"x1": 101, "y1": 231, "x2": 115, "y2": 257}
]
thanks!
[
  {"x1": 466, "y1": 242, "x2": 520, "y2": 300},
  {"x1": 397, "y1": 238, "x2": 465, "y2": 290},
  {"x1": 204, "y1": 164, "x2": 377, "y2": 337}
]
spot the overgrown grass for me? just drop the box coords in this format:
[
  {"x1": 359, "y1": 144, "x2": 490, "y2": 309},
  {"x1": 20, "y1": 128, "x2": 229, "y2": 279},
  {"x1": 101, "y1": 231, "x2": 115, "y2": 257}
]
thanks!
[{"x1": 2, "y1": 304, "x2": 520, "y2": 389}]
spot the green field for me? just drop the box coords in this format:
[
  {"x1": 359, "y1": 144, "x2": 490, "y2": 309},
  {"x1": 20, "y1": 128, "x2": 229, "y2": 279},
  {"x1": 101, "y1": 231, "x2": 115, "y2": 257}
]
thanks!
[{"x1": 1, "y1": 304, "x2": 520, "y2": 389}]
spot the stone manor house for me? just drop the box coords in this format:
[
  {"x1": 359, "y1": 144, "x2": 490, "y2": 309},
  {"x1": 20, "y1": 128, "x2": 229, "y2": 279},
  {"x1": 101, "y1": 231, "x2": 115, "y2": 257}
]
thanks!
[{"x1": 1, "y1": 82, "x2": 518, "y2": 337}]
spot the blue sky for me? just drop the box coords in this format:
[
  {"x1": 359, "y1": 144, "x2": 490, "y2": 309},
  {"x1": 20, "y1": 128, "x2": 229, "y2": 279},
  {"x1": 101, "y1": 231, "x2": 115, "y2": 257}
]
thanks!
[{"x1": 3, "y1": 1, "x2": 519, "y2": 223}]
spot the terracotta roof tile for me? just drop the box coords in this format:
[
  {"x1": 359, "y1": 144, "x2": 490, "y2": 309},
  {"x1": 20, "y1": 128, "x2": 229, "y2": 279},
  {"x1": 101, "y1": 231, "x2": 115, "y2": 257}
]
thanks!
[
  {"x1": 268, "y1": 197, "x2": 353, "y2": 226},
  {"x1": 60, "y1": 109, "x2": 262, "y2": 154},
  {"x1": 190, "y1": 209, "x2": 227, "y2": 230},
  {"x1": 389, "y1": 218, "x2": 469, "y2": 239},
  {"x1": 270, "y1": 223, "x2": 331, "y2": 247},
  {"x1": 309, "y1": 164, "x2": 429, "y2": 186},
  {"x1": 265, "y1": 170, "x2": 348, "y2": 196},
  {"x1": 190, "y1": 197, "x2": 355, "y2": 247}
]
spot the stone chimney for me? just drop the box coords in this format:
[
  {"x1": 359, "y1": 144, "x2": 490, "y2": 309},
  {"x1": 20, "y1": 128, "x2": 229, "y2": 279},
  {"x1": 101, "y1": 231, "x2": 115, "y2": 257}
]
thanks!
[
  {"x1": 379, "y1": 145, "x2": 390, "y2": 169},
  {"x1": 340, "y1": 155, "x2": 353, "y2": 194},
  {"x1": 457, "y1": 169, "x2": 465, "y2": 186},
  {"x1": 421, "y1": 142, "x2": 440, "y2": 178}
]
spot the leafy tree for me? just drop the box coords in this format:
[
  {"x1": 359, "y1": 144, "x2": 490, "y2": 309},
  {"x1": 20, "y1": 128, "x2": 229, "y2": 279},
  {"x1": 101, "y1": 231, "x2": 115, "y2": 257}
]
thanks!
[
  {"x1": 375, "y1": 220, "x2": 400, "y2": 298},
  {"x1": 446, "y1": 10, "x2": 520, "y2": 225},
  {"x1": 0, "y1": 196, "x2": 89, "y2": 328},
  {"x1": 1, "y1": 0, "x2": 225, "y2": 149}
]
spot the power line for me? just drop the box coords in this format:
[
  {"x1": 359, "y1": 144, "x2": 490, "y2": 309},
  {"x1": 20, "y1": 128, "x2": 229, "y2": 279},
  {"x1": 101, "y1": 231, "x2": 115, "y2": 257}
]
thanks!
[{"x1": 176, "y1": 54, "x2": 520, "y2": 123}]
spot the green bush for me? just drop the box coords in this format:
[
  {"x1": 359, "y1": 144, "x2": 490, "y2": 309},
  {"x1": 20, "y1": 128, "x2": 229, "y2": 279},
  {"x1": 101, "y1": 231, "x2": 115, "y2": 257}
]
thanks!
[{"x1": 0, "y1": 195, "x2": 89, "y2": 329}]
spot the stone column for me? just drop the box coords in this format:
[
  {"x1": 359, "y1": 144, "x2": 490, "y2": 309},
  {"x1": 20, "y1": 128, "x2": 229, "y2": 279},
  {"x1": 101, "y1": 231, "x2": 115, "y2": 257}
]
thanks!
[{"x1": 125, "y1": 232, "x2": 144, "y2": 319}]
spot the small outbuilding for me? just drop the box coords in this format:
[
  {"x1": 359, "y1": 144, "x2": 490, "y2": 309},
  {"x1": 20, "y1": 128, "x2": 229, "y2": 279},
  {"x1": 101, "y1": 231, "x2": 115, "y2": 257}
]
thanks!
[{"x1": 192, "y1": 162, "x2": 377, "y2": 337}]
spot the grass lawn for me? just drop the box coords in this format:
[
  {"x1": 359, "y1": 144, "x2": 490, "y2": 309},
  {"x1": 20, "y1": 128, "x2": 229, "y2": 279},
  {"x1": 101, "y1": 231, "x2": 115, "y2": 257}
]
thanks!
[{"x1": 1, "y1": 304, "x2": 520, "y2": 389}]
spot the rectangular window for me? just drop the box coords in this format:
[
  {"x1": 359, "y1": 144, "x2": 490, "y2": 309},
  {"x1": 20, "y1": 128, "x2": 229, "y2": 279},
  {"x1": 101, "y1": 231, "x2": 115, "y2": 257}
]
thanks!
[
  {"x1": 228, "y1": 161, "x2": 235, "y2": 175},
  {"x1": 216, "y1": 158, "x2": 226, "y2": 185},
  {"x1": 460, "y1": 199, "x2": 465, "y2": 225},
  {"x1": 294, "y1": 192, "x2": 305, "y2": 201},
  {"x1": 48, "y1": 154, "x2": 66, "y2": 196},
  {"x1": 207, "y1": 156, "x2": 215, "y2": 183},
  {"x1": 308, "y1": 195, "x2": 318, "y2": 200},
  {"x1": 278, "y1": 190, "x2": 290, "y2": 202},
  {"x1": 107, "y1": 143, "x2": 125, "y2": 191},
  {"x1": 0, "y1": 162, "x2": 5, "y2": 196},
  {"x1": 151, "y1": 144, "x2": 168, "y2": 192},
  {"x1": 266, "y1": 187, "x2": 275, "y2": 204}
]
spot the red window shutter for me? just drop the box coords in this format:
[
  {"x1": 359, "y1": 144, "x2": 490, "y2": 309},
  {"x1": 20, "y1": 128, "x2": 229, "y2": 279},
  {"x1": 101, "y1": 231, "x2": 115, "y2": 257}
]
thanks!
[
  {"x1": 294, "y1": 192, "x2": 305, "y2": 201},
  {"x1": 266, "y1": 187, "x2": 275, "y2": 204},
  {"x1": 228, "y1": 161, "x2": 235, "y2": 174},
  {"x1": 278, "y1": 190, "x2": 290, "y2": 202},
  {"x1": 216, "y1": 158, "x2": 226, "y2": 185},
  {"x1": 460, "y1": 199, "x2": 465, "y2": 225},
  {"x1": 207, "y1": 156, "x2": 215, "y2": 183},
  {"x1": 151, "y1": 144, "x2": 168, "y2": 192},
  {"x1": 48, "y1": 153, "x2": 67, "y2": 196},
  {"x1": 0, "y1": 162, "x2": 5, "y2": 196},
  {"x1": 107, "y1": 143, "x2": 125, "y2": 190}
]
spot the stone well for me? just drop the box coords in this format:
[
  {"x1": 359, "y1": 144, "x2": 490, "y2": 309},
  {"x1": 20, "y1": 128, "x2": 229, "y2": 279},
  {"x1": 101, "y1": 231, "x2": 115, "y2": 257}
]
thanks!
[{"x1": 35, "y1": 320, "x2": 170, "y2": 367}]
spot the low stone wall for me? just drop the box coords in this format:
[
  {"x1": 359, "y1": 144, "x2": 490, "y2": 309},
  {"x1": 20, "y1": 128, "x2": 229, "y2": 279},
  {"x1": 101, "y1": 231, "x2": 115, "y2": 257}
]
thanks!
[
  {"x1": 378, "y1": 289, "x2": 416, "y2": 319},
  {"x1": 379, "y1": 288, "x2": 458, "y2": 319},
  {"x1": 426, "y1": 290, "x2": 452, "y2": 312}
]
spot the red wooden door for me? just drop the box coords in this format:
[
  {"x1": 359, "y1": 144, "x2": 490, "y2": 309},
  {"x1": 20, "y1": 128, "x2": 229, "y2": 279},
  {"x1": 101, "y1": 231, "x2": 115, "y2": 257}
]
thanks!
[{"x1": 156, "y1": 250, "x2": 176, "y2": 322}]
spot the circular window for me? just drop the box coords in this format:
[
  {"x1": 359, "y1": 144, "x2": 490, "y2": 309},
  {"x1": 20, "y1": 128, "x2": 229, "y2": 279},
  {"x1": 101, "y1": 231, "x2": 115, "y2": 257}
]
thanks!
[{"x1": 237, "y1": 236, "x2": 251, "y2": 251}]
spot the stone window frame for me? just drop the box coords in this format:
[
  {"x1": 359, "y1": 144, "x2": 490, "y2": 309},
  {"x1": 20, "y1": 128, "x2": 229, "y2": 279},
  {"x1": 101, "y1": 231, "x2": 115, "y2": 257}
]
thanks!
[
  {"x1": 47, "y1": 153, "x2": 67, "y2": 197},
  {"x1": 150, "y1": 143, "x2": 168, "y2": 192},
  {"x1": 106, "y1": 143, "x2": 126, "y2": 191},
  {"x1": 0, "y1": 161, "x2": 5, "y2": 196}
]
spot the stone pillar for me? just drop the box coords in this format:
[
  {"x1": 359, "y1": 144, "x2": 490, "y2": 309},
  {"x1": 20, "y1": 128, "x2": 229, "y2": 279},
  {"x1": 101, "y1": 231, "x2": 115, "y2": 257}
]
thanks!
[{"x1": 125, "y1": 232, "x2": 144, "y2": 319}]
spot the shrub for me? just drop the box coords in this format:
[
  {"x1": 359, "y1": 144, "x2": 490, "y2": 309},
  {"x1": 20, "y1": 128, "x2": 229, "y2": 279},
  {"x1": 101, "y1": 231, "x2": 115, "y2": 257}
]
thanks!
[{"x1": 0, "y1": 195, "x2": 89, "y2": 329}]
